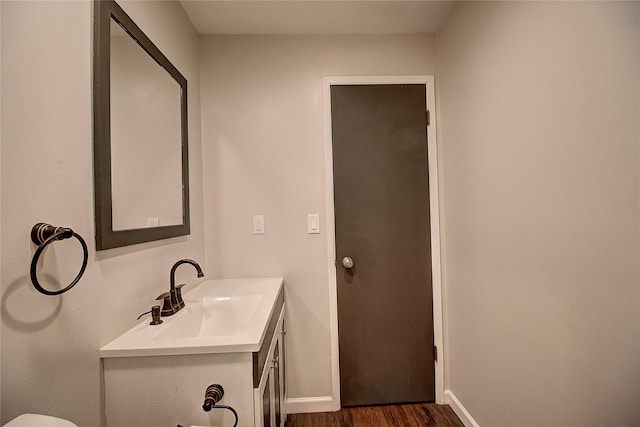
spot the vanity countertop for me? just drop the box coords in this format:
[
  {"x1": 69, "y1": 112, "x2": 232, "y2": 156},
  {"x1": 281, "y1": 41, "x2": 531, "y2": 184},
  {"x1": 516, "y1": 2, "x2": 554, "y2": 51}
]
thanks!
[{"x1": 99, "y1": 277, "x2": 283, "y2": 358}]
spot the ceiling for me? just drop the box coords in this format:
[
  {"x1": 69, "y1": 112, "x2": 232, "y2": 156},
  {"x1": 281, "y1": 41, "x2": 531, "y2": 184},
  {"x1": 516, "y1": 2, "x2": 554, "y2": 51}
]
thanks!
[{"x1": 179, "y1": 1, "x2": 456, "y2": 35}]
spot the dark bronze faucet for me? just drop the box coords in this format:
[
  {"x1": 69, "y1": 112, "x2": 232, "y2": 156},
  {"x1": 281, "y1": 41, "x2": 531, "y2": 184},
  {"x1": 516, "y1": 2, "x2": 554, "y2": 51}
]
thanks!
[{"x1": 156, "y1": 259, "x2": 204, "y2": 316}]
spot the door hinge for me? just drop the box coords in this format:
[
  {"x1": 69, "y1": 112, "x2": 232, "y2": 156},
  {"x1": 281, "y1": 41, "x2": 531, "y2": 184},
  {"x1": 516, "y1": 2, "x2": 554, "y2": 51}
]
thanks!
[
  {"x1": 426, "y1": 110, "x2": 431, "y2": 127},
  {"x1": 433, "y1": 345, "x2": 438, "y2": 362}
]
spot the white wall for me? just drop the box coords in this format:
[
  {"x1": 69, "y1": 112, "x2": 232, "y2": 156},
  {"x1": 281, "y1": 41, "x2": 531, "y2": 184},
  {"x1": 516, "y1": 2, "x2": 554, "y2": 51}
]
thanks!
[
  {"x1": 200, "y1": 34, "x2": 436, "y2": 401},
  {"x1": 0, "y1": 1, "x2": 203, "y2": 425},
  {"x1": 436, "y1": 2, "x2": 640, "y2": 426},
  {"x1": 0, "y1": 0, "x2": 4, "y2": 417}
]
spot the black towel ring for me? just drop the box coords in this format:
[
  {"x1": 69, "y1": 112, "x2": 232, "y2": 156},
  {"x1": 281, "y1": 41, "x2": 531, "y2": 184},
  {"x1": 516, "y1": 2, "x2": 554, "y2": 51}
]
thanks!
[{"x1": 30, "y1": 223, "x2": 88, "y2": 296}]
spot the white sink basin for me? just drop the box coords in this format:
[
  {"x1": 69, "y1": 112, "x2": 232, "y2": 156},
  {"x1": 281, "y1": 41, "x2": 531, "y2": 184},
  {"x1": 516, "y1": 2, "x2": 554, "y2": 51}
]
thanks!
[
  {"x1": 99, "y1": 277, "x2": 283, "y2": 358},
  {"x1": 154, "y1": 294, "x2": 263, "y2": 340}
]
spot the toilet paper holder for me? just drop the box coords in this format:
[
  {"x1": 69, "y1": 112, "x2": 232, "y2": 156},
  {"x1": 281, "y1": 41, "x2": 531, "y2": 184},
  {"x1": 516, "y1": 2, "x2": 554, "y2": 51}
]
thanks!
[{"x1": 176, "y1": 384, "x2": 238, "y2": 427}]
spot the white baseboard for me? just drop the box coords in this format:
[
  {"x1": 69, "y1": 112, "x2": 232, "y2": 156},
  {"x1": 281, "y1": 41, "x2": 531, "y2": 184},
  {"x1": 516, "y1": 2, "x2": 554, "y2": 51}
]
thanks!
[
  {"x1": 287, "y1": 391, "x2": 477, "y2": 423},
  {"x1": 286, "y1": 396, "x2": 335, "y2": 414},
  {"x1": 445, "y1": 389, "x2": 480, "y2": 427}
]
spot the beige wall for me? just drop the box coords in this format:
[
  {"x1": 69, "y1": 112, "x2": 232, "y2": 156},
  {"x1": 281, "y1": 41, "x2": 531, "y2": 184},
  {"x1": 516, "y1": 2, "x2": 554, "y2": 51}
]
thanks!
[
  {"x1": 0, "y1": 1, "x2": 203, "y2": 425},
  {"x1": 200, "y1": 34, "x2": 436, "y2": 399},
  {"x1": 436, "y1": 1, "x2": 640, "y2": 426}
]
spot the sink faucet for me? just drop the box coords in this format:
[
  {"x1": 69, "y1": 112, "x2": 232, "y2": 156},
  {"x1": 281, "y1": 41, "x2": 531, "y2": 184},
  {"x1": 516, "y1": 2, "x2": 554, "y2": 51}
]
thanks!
[{"x1": 157, "y1": 259, "x2": 204, "y2": 316}]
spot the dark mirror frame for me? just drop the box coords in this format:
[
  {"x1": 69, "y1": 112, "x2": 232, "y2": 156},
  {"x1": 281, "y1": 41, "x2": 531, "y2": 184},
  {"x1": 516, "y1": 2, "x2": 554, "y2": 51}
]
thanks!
[{"x1": 93, "y1": 0, "x2": 190, "y2": 251}]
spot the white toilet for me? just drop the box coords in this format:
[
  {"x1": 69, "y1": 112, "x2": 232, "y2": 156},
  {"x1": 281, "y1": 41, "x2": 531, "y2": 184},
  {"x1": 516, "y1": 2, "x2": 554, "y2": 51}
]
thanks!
[{"x1": 3, "y1": 414, "x2": 77, "y2": 427}]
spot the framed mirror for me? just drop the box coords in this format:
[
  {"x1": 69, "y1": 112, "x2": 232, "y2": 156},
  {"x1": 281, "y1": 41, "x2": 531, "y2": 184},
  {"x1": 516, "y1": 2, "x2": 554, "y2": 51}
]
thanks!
[{"x1": 93, "y1": 0, "x2": 190, "y2": 250}]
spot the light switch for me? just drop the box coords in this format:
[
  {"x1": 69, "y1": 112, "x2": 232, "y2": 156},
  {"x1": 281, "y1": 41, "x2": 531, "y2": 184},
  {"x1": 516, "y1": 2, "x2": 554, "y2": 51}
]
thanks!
[
  {"x1": 253, "y1": 215, "x2": 265, "y2": 234},
  {"x1": 308, "y1": 214, "x2": 320, "y2": 234}
]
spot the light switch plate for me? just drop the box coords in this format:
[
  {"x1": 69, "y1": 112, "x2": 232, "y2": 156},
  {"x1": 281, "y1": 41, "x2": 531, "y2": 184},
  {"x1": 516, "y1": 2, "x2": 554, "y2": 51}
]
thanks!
[
  {"x1": 308, "y1": 214, "x2": 320, "y2": 234},
  {"x1": 253, "y1": 215, "x2": 265, "y2": 234}
]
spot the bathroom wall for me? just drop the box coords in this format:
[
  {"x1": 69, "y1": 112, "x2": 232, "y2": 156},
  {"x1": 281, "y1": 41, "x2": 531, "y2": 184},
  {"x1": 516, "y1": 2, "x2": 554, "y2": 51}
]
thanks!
[
  {"x1": 199, "y1": 34, "x2": 436, "y2": 402},
  {"x1": 436, "y1": 2, "x2": 640, "y2": 426},
  {"x1": 0, "y1": 1, "x2": 3, "y2": 416},
  {"x1": 0, "y1": 1, "x2": 203, "y2": 425},
  {"x1": 0, "y1": 1, "x2": 2, "y2": 414}
]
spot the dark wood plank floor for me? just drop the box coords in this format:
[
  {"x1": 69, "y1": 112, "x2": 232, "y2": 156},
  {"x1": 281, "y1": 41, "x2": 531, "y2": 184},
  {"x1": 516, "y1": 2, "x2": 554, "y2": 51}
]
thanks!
[{"x1": 286, "y1": 403, "x2": 465, "y2": 427}]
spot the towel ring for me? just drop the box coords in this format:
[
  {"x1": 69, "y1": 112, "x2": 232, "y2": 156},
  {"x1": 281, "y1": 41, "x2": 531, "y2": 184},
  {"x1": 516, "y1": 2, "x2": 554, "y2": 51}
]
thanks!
[{"x1": 30, "y1": 223, "x2": 88, "y2": 296}]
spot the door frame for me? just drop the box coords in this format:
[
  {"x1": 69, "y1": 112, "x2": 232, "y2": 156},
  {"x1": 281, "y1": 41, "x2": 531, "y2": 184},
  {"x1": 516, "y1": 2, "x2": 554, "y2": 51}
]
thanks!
[{"x1": 323, "y1": 76, "x2": 444, "y2": 408}]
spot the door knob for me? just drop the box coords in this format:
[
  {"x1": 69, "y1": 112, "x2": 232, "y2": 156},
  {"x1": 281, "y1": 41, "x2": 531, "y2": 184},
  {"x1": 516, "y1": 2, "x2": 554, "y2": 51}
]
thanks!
[{"x1": 341, "y1": 256, "x2": 354, "y2": 269}]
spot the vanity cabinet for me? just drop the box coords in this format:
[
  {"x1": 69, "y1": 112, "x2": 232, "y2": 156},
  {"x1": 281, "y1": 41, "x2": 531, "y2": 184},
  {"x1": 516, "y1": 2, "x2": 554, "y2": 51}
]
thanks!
[{"x1": 100, "y1": 279, "x2": 285, "y2": 427}]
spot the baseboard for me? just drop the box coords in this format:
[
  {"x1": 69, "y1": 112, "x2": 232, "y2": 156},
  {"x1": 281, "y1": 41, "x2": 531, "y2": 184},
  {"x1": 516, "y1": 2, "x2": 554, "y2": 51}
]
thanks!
[
  {"x1": 286, "y1": 396, "x2": 335, "y2": 414},
  {"x1": 445, "y1": 389, "x2": 480, "y2": 427},
  {"x1": 287, "y1": 391, "x2": 476, "y2": 422}
]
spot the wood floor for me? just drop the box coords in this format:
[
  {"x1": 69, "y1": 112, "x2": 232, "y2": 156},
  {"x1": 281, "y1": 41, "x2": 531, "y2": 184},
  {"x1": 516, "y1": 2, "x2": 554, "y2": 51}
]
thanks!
[{"x1": 286, "y1": 403, "x2": 465, "y2": 427}]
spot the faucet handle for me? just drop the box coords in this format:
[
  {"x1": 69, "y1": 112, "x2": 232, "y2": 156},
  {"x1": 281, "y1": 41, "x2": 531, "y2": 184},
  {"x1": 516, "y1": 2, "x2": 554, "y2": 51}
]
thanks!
[
  {"x1": 155, "y1": 291, "x2": 170, "y2": 300},
  {"x1": 156, "y1": 292, "x2": 175, "y2": 316}
]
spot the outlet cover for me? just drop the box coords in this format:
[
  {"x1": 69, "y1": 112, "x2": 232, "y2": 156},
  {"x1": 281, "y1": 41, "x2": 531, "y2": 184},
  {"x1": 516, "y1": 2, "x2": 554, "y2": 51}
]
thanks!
[{"x1": 253, "y1": 215, "x2": 265, "y2": 234}]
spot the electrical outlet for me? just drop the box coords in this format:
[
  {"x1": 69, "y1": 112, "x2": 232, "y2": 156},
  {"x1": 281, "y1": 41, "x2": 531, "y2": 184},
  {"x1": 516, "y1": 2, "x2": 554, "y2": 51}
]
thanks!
[
  {"x1": 253, "y1": 215, "x2": 265, "y2": 234},
  {"x1": 146, "y1": 217, "x2": 159, "y2": 227}
]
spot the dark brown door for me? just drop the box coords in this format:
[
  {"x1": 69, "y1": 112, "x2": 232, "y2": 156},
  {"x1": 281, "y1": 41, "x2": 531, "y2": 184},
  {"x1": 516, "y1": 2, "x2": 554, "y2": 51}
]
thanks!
[{"x1": 331, "y1": 84, "x2": 434, "y2": 407}]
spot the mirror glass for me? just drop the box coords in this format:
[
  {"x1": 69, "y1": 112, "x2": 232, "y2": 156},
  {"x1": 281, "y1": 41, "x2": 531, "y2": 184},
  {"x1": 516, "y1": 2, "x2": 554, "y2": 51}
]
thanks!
[
  {"x1": 94, "y1": 0, "x2": 190, "y2": 250},
  {"x1": 110, "y1": 20, "x2": 183, "y2": 230}
]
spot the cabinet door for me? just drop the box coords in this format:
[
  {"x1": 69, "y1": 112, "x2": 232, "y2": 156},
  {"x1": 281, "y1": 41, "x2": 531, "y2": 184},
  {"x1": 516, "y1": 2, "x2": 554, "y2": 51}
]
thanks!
[
  {"x1": 255, "y1": 368, "x2": 273, "y2": 427},
  {"x1": 262, "y1": 374, "x2": 272, "y2": 427},
  {"x1": 255, "y1": 307, "x2": 286, "y2": 427},
  {"x1": 273, "y1": 341, "x2": 281, "y2": 427},
  {"x1": 278, "y1": 316, "x2": 287, "y2": 426}
]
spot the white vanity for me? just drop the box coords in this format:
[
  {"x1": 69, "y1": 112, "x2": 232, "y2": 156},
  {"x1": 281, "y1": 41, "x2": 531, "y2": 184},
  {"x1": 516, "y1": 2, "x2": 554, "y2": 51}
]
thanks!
[{"x1": 99, "y1": 277, "x2": 286, "y2": 427}]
